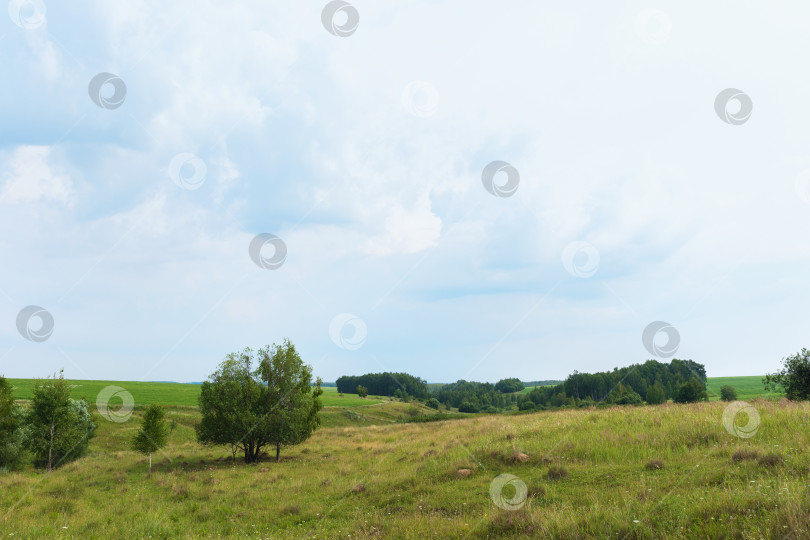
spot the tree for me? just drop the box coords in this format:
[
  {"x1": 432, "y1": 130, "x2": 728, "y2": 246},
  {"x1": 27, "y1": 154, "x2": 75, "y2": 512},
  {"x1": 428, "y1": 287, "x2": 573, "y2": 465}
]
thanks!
[
  {"x1": 608, "y1": 383, "x2": 643, "y2": 405},
  {"x1": 356, "y1": 385, "x2": 368, "y2": 398},
  {"x1": 494, "y1": 378, "x2": 525, "y2": 393},
  {"x1": 197, "y1": 340, "x2": 323, "y2": 463},
  {"x1": 764, "y1": 348, "x2": 810, "y2": 400},
  {"x1": 673, "y1": 376, "x2": 708, "y2": 404},
  {"x1": 25, "y1": 371, "x2": 95, "y2": 471},
  {"x1": 645, "y1": 381, "x2": 666, "y2": 405},
  {"x1": 0, "y1": 376, "x2": 26, "y2": 469},
  {"x1": 719, "y1": 385, "x2": 737, "y2": 402},
  {"x1": 425, "y1": 398, "x2": 440, "y2": 409},
  {"x1": 132, "y1": 404, "x2": 170, "y2": 474}
]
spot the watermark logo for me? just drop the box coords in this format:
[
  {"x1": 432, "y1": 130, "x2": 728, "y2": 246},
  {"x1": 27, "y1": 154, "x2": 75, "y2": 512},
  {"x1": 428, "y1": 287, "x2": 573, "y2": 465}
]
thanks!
[
  {"x1": 482, "y1": 161, "x2": 519, "y2": 198},
  {"x1": 634, "y1": 8, "x2": 671, "y2": 45},
  {"x1": 722, "y1": 401, "x2": 760, "y2": 438},
  {"x1": 489, "y1": 473, "x2": 527, "y2": 511},
  {"x1": 329, "y1": 313, "x2": 367, "y2": 350},
  {"x1": 561, "y1": 241, "x2": 600, "y2": 278},
  {"x1": 8, "y1": 0, "x2": 46, "y2": 29},
  {"x1": 714, "y1": 88, "x2": 752, "y2": 125},
  {"x1": 642, "y1": 321, "x2": 679, "y2": 358},
  {"x1": 249, "y1": 233, "x2": 287, "y2": 270},
  {"x1": 168, "y1": 153, "x2": 207, "y2": 190},
  {"x1": 402, "y1": 81, "x2": 439, "y2": 117},
  {"x1": 88, "y1": 72, "x2": 127, "y2": 110},
  {"x1": 96, "y1": 385, "x2": 135, "y2": 423},
  {"x1": 321, "y1": 1, "x2": 359, "y2": 37},
  {"x1": 16, "y1": 305, "x2": 54, "y2": 342}
]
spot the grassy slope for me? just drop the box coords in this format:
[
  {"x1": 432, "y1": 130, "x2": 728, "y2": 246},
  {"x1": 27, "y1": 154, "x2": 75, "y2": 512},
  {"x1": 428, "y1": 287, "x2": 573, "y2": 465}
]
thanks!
[
  {"x1": 7, "y1": 379, "x2": 382, "y2": 407},
  {"x1": 2, "y1": 399, "x2": 809, "y2": 538},
  {"x1": 705, "y1": 376, "x2": 783, "y2": 401}
]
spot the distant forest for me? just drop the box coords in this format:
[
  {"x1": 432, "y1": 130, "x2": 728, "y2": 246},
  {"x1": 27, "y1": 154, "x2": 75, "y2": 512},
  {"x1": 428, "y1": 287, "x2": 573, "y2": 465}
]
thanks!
[{"x1": 337, "y1": 359, "x2": 708, "y2": 413}]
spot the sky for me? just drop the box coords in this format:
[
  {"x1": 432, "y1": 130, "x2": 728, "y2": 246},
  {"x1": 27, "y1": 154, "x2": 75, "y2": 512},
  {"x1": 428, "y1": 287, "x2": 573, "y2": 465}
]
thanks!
[{"x1": 1, "y1": 0, "x2": 810, "y2": 384}]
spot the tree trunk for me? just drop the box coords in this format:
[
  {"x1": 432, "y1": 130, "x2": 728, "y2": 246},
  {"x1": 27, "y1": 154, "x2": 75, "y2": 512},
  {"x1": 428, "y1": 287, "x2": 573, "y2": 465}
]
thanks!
[
  {"x1": 148, "y1": 453, "x2": 152, "y2": 475},
  {"x1": 47, "y1": 423, "x2": 55, "y2": 473},
  {"x1": 275, "y1": 442, "x2": 280, "y2": 462}
]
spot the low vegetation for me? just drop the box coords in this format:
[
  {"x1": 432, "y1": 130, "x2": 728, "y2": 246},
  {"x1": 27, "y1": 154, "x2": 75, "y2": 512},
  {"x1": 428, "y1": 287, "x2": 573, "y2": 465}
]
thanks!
[{"x1": 1, "y1": 398, "x2": 808, "y2": 538}]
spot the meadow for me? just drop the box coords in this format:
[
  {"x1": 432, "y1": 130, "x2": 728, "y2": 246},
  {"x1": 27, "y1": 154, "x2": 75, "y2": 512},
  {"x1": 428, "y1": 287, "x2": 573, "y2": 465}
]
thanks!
[
  {"x1": 7, "y1": 380, "x2": 382, "y2": 408},
  {"x1": 1, "y1": 392, "x2": 808, "y2": 538}
]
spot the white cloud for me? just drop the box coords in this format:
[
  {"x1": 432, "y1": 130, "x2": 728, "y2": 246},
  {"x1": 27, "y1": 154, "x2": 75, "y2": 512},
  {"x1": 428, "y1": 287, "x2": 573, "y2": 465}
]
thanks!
[{"x1": 0, "y1": 146, "x2": 74, "y2": 205}]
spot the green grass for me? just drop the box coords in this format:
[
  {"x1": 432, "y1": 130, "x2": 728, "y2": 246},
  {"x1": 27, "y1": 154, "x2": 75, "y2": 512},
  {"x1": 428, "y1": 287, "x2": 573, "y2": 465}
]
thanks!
[
  {"x1": 706, "y1": 376, "x2": 782, "y2": 401},
  {"x1": 2, "y1": 398, "x2": 808, "y2": 538},
  {"x1": 7, "y1": 379, "x2": 382, "y2": 407}
]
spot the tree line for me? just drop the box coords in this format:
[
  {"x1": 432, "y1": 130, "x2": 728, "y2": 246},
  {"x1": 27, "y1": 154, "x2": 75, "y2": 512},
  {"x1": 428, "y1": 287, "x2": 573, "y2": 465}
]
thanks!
[{"x1": 335, "y1": 372, "x2": 429, "y2": 399}]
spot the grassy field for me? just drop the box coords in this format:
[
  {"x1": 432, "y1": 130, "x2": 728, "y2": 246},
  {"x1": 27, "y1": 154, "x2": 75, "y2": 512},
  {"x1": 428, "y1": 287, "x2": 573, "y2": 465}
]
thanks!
[
  {"x1": 705, "y1": 376, "x2": 782, "y2": 401},
  {"x1": 1, "y1": 396, "x2": 808, "y2": 538},
  {"x1": 7, "y1": 379, "x2": 383, "y2": 408}
]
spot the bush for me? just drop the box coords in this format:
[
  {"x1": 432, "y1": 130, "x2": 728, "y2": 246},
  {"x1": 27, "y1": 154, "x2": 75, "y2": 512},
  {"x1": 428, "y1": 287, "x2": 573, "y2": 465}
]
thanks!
[
  {"x1": 356, "y1": 385, "x2": 368, "y2": 398},
  {"x1": 674, "y1": 376, "x2": 708, "y2": 403},
  {"x1": 0, "y1": 377, "x2": 26, "y2": 469},
  {"x1": 519, "y1": 400, "x2": 536, "y2": 411},
  {"x1": 720, "y1": 385, "x2": 737, "y2": 402},
  {"x1": 608, "y1": 383, "x2": 643, "y2": 405},
  {"x1": 764, "y1": 348, "x2": 810, "y2": 400},
  {"x1": 25, "y1": 372, "x2": 96, "y2": 471},
  {"x1": 425, "y1": 398, "x2": 440, "y2": 409},
  {"x1": 458, "y1": 401, "x2": 478, "y2": 413}
]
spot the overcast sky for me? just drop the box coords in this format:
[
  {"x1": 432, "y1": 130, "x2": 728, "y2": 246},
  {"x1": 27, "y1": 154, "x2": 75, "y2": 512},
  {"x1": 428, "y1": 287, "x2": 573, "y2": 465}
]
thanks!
[{"x1": 2, "y1": 1, "x2": 809, "y2": 384}]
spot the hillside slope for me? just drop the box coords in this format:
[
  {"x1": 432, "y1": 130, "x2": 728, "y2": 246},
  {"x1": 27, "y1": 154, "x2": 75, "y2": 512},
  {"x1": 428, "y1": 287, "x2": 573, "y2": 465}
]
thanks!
[{"x1": 1, "y1": 399, "x2": 808, "y2": 538}]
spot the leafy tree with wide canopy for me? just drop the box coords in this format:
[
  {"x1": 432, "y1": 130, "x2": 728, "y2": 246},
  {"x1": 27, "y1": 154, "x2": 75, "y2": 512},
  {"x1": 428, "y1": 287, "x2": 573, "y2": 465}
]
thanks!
[{"x1": 196, "y1": 340, "x2": 322, "y2": 463}]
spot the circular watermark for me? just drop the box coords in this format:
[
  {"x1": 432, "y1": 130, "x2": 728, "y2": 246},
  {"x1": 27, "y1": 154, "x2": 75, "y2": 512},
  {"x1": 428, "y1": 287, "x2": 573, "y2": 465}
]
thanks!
[
  {"x1": 481, "y1": 161, "x2": 519, "y2": 198},
  {"x1": 634, "y1": 8, "x2": 671, "y2": 45},
  {"x1": 402, "y1": 81, "x2": 439, "y2": 118},
  {"x1": 88, "y1": 72, "x2": 127, "y2": 110},
  {"x1": 16, "y1": 305, "x2": 54, "y2": 343},
  {"x1": 329, "y1": 313, "x2": 367, "y2": 350},
  {"x1": 168, "y1": 153, "x2": 207, "y2": 190},
  {"x1": 489, "y1": 473, "x2": 527, "y2": 511},
  {"x1": 794, "y1": 168, "x2": 810, "y2": 204},
  {"x1": 321, "y1": 0, "x2": 359, "y2": 37},
  {"x1": 714, "y1": 88, "x2": 752, "y2": 125},
  {"x1": 249, "y1": 233, "x2": 287, "y2": 270},
  {"x1": 8, "y1": 0, "x2": 45, "y2": 29},
  {"x1": 642, "y1": 321, "x2": 679, "y2": 358},
  {"x1": 96, "y1": 385, "x2": 135, "y2": 423},
  {"x1": 722, "y1": 400, "x2": 760, "y2": 438},
  {"x1": 561, "y1": 241, "x2": 600, "y2": 278}
]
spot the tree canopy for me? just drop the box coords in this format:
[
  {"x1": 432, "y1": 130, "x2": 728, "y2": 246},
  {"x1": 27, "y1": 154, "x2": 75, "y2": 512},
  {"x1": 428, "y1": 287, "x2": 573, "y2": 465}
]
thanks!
[{"x1": 196, "y1": 340, "x2": 323, "y2": 463}]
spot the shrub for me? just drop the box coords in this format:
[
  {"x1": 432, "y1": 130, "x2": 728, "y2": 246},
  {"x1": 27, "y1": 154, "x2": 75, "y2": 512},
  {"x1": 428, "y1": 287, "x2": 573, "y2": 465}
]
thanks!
[
  {"x1": 519, "y1": 400, "x2": 536, "y2": 411},
  {"x1": 25, "y1": 372, "x2": 96, "y2": 471},
  {"x1": 458, "y1": 401, "x2": 478, "y2": 413},
  {"x1": 674, "y1": 376, "x2": 708, "y2": 403},
  {"x1": 0, "y1": 377, "x2": 26, "y2": 469},
  {"x1": 356, "y1": 385, "x2": 368, "y2": 398},
  {"x1": 425, "y1": 398, "x2": 440, "y2": 409},
  {"x1": 720, "y1": 385, "x2": 737, "y2": 402},
  {"x1": 764, "y1": 348, "x2": 810, "y2": 400}
]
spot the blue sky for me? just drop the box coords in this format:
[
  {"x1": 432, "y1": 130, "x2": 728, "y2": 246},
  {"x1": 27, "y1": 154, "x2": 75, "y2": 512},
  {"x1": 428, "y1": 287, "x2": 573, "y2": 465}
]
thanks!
[{"x1": 2, "y1": 1, "x2": 810, "y2": 383}]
